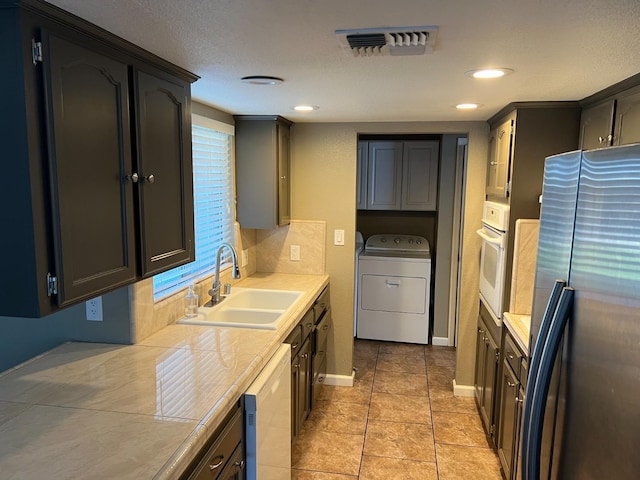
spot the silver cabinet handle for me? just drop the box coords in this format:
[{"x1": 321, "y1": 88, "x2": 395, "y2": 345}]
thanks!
[
  {"x1": 507, "y1": 352, "x2": 515, "y2": 360},
  {"x1": 490, "y1": 161, "x2": 498, "y2": 166},
  {"x1": 235, "y1": 460, "x2": 245, "y2": 470},
  {"x1": 208, "y1": 455, "x2": 224, "y2": 471},
  {"x1": 301, "y1": 353, "x2": 309, "y2": 359},
  {"x1": 143, "y1": 174, "x2": 155, "y2": 183},
  {"x1": 126, "y1": 173, "x2": 139, "y2": 183},
  {"x1": 507, "y1": 380, "x2": 516, "y2": 388},
  {"x1": 291, "y1": 342, "x2": 299, "y2": 350}
]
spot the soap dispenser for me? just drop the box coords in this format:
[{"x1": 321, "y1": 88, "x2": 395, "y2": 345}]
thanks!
[{"x1": 185, "y1": 284, "x2": 199, "y2": 317}]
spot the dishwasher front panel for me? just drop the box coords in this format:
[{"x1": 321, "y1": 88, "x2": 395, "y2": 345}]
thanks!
[{"x1": 244, "y1": 343, "x2": 291, "y2": 480}]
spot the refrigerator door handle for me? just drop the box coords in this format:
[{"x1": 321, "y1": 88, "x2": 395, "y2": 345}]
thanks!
[
  {"x1": 520, "y1": 279, "x2": 566, "y2": 477},
  {"x1": 524, "y1": 286, "x2": 574, "y2": 480}
]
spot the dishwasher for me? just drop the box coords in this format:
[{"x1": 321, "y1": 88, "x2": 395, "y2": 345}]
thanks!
[{"x1": 244, "y1": 343, "x2": 291, "y2": 480}]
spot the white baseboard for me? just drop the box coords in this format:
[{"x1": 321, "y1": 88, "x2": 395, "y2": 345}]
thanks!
[
  {"x1": 431, "y1": 336, "x2": 449, "y2": 346},
  {"x1": 323, "y1": 371, "x2": 355, "y2": 387},
  {"x1": 453, "y1": 380, "x2": 475, "y2": 398}
]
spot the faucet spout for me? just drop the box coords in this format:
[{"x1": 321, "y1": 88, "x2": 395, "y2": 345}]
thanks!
[{"x1": 208, "y1": 243, "x2": 241, "y2": 306}]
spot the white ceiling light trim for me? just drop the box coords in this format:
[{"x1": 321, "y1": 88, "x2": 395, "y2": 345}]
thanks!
[
  {"x1": 456, "y1": 103, "x2": 480, "y2": 110},
  {"x1": 293, "y1": 105, "x2": 319, "y2": 112},
  {"x1": 240, "y1": 76, "x2": 284, "y2": 85},
  {"x1": 465, "y1": 68, "x2": 514, "y2": 79}
]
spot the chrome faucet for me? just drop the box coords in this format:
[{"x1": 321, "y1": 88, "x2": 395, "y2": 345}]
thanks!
[{"x1": 207, "y1": 243, "x2": 241, "y2": 306}]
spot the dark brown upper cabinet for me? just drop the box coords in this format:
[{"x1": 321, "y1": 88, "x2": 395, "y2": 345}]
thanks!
[
  {"x1": 0, "y1": 0, "x2": 197, "y2": 317},
  {"x1": 580, "y1": 84, "x2": 640, "y2": 149},
  {"x1": 235, "y1": 116, "x2": 292, "y2": 229}
]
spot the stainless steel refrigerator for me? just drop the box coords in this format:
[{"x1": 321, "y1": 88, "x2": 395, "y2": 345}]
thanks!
[{"x1": 522, "y1": 143, "x2": 640, "y2": 480}]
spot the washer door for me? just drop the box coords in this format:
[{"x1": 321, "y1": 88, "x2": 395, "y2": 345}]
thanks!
[{"x1": 360, "y1": 274, "x2": 427, "y2": 314}]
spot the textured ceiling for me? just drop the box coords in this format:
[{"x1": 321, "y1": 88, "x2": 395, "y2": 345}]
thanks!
[{"x1": 48, "y1": 0, "x2": 640, "y2": 122}]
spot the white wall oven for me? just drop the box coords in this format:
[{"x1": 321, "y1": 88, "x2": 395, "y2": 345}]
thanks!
[{"x1": 476, "y1": 201, "x2": 510, "y2": 325}]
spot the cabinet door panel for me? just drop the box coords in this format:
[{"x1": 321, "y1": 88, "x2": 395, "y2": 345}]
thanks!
[
  {"x1": 43, "y1": 32, "x2": 136, "y2": 306},
  {"x1": 134, "y1": 70, "x2": 194, "y2": 276},
  {"x1": 614, "y1": 88, "x2": 640, "y2": 146},
  {"x1": 474, "y1": 320, "x2": 486, "y2": 404},
  {"x1": 480, "y1": 330, "x2": 498, "y2": 441},
  {"x1": 298, "y1": 338, "x2": 312, "y2": 426},
  {"x1": 497, "y1": 360, "x2": 518, "y2": 480},
  {"x1": 356, "y1": 141, "x2": 368, "y2": 209},
  {"x1": 401, "y1": 141, "x2": 439, "y2": 210},
  {"x1": 486, "y1": 119, "x2": 513, "y2": 198},
  {"x1": 367, "y1": 141, "x2": 403, "y2": 209},
  {"x1": 579, "y1": 100, "x2": 615, "y2": 149},
  {"x1": 277, "y1": 122, "x2": 291, "y2": 225}
]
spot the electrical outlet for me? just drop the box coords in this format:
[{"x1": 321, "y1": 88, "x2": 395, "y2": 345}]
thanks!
[
  {"x1": 86, "y1": 296, "x2": 103, "y2": 321},
  {"x1": 241, "y1": 249, "x2": 249, "y2": 267},
  {"x1": 290, "y1": 245, "x2": 301, "y2": 261}
]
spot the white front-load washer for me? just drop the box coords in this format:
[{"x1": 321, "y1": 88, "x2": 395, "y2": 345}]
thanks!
[{"x1": 356, "y1": 234, "x2": 431, "y2": 344}]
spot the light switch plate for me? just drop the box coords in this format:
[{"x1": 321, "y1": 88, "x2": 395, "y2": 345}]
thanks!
[
  {"x1": 334, "y1": 229, "x2": 345, "y2": 246},
  {"x1": 290, "y1": 245, "x2": 301, "y2": 261}
]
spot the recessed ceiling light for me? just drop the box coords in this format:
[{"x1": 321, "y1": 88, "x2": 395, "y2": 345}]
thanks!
[
  {"x1": 465, "y1": 68, "x2": 514, "y2": 79},
  {"x1": 293, "y1": 105, "x2": 319, "y2": 112},
  {"x1": 456, "y1": 103, "x2": 479, "y2": 110},
  {"x1": 240, "y1": 75, "x2": 284, "y2": 85}
]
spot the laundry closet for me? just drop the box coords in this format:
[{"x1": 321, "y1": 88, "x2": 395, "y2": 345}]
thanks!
[{"x1": 354, "y1": 134, "x2": 465, "y2": 346}]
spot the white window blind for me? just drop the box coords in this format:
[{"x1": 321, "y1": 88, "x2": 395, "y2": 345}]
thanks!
[{"x1": 153, "y1": 115, "x2": 235, "y2": 301}]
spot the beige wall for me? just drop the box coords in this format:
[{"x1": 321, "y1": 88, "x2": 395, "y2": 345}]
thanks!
[{"x1": 291, "y1": 122, "x2": 488, "y2": 387}]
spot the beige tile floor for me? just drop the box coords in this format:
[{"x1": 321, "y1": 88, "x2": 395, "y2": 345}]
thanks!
[{"x1": 292, "y1": 339, "x2": 503, "y2": 479}]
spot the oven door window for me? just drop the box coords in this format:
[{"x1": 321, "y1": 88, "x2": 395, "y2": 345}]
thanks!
[{"x1": 478, "y1": 226, "x2": 507, "y2": 322}]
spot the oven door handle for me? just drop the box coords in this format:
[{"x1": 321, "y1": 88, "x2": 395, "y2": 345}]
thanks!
[{"x1": 476, "y1": 228, "x2": 505, "y2": 248}]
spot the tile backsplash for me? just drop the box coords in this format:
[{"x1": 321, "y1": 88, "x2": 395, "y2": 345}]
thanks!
[
  {"x1": 509, "y1": 219, "x2": 540, "y2": 315},
  {"x1": 256, "y1": 220, "x2": 326, "y2": 275}
]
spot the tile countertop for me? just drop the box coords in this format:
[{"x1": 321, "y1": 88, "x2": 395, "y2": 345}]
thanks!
[
  {"x1": 502, "y1": 312, "x2": 531, "y2": 355},
  {"x1": 0, "y1": 272, "x2": 329, "y2": 480}
]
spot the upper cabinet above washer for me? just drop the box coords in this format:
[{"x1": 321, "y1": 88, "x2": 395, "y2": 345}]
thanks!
[
  {"x1": 0, "y1": 0, "x2": 197, "y2": 317},
  {"x1": 358, "y1": 140, "x2": 439, "y2": 211}
]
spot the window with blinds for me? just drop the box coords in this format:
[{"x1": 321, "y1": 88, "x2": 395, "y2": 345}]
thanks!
[{"x1": 153, "y1": 114, "x2": 235, "y2": 301}]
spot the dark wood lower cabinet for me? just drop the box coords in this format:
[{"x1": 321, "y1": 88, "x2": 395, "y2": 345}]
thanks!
[
  {"x1": 497, "y1": 359, "x2": 519, "y2": 479},
  {"x1": 497, "y1": 328, "x2": 527, "y2": 479},
  {"x1": 475, "y1": 302, "x2": 500, "y2": 447}
]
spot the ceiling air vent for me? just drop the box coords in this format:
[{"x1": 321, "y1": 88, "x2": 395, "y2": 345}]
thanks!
[{"x1": 336, "y1": 26, "x2": 438, "y2": 57}]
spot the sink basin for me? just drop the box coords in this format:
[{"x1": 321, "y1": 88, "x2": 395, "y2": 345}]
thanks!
[
  {"x1": 179, "y1": 308, "x2": 284, "y2": 330},
  {"x1": 177, "y1": 287, "x2": 303, "y2": 330},
  {"x1": 222, "y1": 288, "x2": 303, "y2": 310}
]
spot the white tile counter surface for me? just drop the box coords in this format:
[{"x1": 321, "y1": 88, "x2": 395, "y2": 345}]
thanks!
[
  {"x1": 502, "y1": 312, "x2": 531, "y2": 355},
  {"x1": 0, "y1": 273, "x2": 329, "y2": 480}
]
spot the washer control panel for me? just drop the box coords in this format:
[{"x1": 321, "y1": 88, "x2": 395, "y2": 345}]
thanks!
[{"x1": 365, "y1": 234, "x2": 430, "y2": 253}]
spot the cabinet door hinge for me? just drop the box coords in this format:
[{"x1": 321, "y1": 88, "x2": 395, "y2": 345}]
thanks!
[
  {"x1": 47, "y1": 273, "x2": 58, "y2": 296},
  {"x1": 490, "y1": 424, "x2": 495, "y2": 435},
  {"x1": 32, "y1": 39, "x2": 43, "y2": 65}
]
